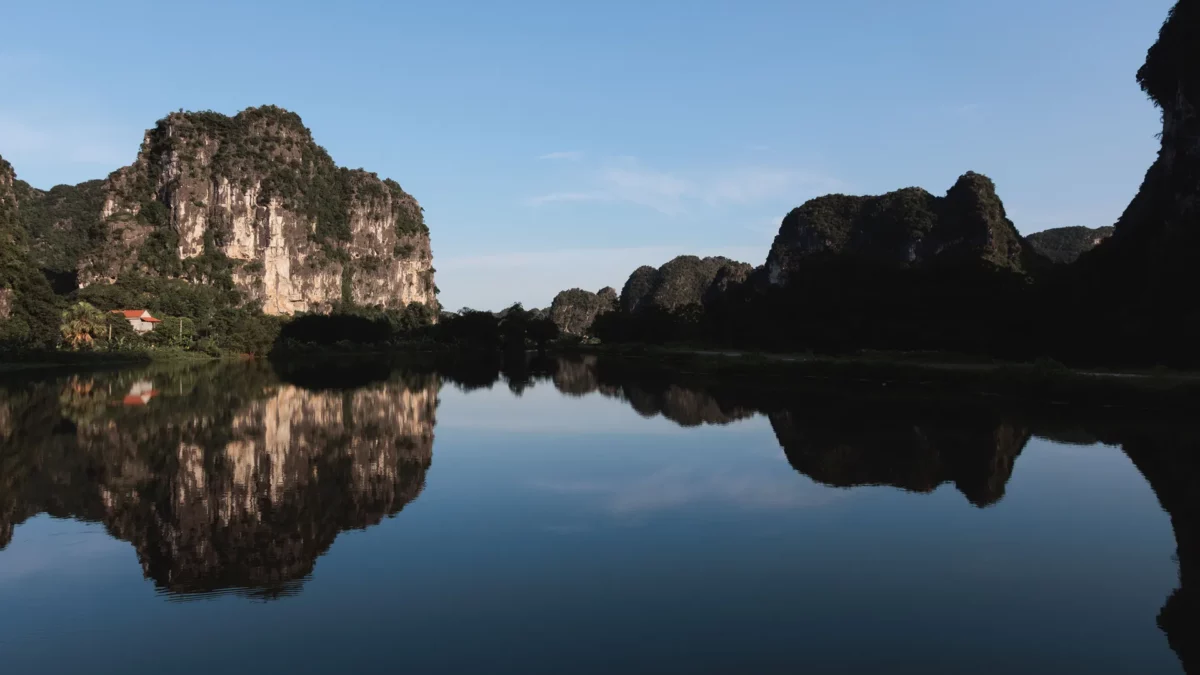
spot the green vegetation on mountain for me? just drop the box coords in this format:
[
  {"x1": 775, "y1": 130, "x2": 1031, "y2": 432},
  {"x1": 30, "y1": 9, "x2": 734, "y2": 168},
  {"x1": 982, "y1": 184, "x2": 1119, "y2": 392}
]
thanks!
[
  {"x1": 0, "y1": 103, "x2": 437, "y2": 359},
  {"x1": 135, "y1": 106, "x2": 427, "y2": 251},
  {"x1": 765, "y1": 172, "x2": 1034, "y2": 285},
  {"x1": 0, "y1": 156, "x2": 61, "y2": 348},
  {"x1": 549, "y1": 287, "x2": 617, "y2": 336},
  {"x1": 1026, "y1": 226, "x2": 1114, "y2": 264}
]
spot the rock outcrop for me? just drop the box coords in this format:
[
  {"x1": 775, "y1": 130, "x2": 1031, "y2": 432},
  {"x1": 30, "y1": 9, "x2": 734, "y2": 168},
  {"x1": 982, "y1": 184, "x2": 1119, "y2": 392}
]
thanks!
[
  {"x1": 618, "y1": 255, "x2": 753, "y2": 314},
  {"x1": 20, "y1": 106, "x2": 436, "y2": 316},
  {"x1": 549, "y1": 287, "x2": 617, "y2": 336},
  {"x1": 765, "y1": 172, "x2": 1031, "y2": 286},
  {"x1": 1026, "y1": 226, "x2": 1115, "y2": 264}
]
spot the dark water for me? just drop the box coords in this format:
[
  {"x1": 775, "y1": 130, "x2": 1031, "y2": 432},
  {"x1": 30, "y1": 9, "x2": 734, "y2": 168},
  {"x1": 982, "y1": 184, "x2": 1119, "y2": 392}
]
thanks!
[{"x1": 0, "y1": 356, "x2": 1195, "y2": 674}]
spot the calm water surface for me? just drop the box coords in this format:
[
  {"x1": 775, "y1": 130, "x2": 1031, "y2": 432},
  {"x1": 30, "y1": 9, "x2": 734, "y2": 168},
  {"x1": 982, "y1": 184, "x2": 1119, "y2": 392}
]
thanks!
[{"x1": 0, "y1": 358, "x2": 1191, "y2": 674}]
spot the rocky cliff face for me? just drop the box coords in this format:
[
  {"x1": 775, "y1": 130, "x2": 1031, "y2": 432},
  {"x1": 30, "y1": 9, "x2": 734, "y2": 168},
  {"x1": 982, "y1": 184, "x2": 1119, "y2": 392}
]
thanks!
[
  {"x1": 765, "y1": 172, "x2": 1030, "y2": 286},
  {"x1": 618, "y1": 256, "x2": 753, "y2": 313},
  {"x1": 1026, "y1": 226, "x2": 1115, "y2": 264},
  {"x1": 549, "y1": 287, "x2": 617, "y2": 336},
  {"x1": 80, "y1": 106, "x2": 436, "y2": 315}
]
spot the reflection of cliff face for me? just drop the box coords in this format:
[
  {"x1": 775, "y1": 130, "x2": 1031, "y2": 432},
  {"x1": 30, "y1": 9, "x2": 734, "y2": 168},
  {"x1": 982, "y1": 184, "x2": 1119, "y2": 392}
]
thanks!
[
  {"x1": 553, "y1": 353, "x2": 1198, "y2": 670},
  {"x1": 0, "y1": 369, "x2": 437, "y2": 598},
  {"x1": 623, "y1": 384, "x2": 755, "y2": 427},
  {"x1": 769, "y1": 408, "x2": 1029, "y2": 507},
  {"x1": 1115, "y1": 429, "x2": 1200, "y2": 675},
  {"x1": 552, "y1": 356, "x2": 753, "y2": 426},
  {"x1": 555, "y1": 353, "x2": 1199, "y2": 671}
]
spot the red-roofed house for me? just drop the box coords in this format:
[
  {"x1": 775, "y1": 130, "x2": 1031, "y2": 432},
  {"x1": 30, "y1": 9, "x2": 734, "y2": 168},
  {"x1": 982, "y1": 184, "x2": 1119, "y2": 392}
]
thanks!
[
  {"x1": 122, "y1": 380, "x2": 159, "y2": 406},
  {"x1": 112, "y1": 309, "x2": 162, "y2": 334}
]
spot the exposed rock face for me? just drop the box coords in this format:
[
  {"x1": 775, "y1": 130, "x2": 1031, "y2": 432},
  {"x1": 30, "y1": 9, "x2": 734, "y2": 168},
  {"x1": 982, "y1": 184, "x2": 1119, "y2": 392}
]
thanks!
[
  {"x1": 765, "y1": 172, "x2": 1029, "y2": 286},
  {"x1": 0, "y1": 366, "x2": 437, "y2": 597},
  {"x1": 619, "y1": 256, "x2": 753, "y2": 313},
  {"x1": 549, "y1": 286, "x2": 617, "y2": 336},
  {"x1": 80, "y1": 106, "x2": 436, "y2": 315},
  {"x1": 1026, "y1": 226, "x2": 1115, "y2": 264}
]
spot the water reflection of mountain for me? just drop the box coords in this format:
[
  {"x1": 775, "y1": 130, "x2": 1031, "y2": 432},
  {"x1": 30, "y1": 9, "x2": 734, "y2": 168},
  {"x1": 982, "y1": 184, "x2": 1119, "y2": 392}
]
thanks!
[
  {"x1": 0, "y1": 363, "x2": 437, "y2": 599},
  {"x1": 768, "y1": 408, "x2": 1029, "y2": 507},
  {"x1": 540, "y1": 355, "x2": 1199, "y2": 674},
  {"x1": 550, "y1": 354, "x2": 754, "y2": 426},
  {"x1": 2, "y1": 355, "x2": 1197, "y2": 672}
]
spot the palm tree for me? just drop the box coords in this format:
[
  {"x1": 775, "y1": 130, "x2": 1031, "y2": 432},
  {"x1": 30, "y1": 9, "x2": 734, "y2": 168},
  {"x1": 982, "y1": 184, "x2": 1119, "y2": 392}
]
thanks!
[{"x1": 60, "y1": 302, "x2": 107, "y2": 350}]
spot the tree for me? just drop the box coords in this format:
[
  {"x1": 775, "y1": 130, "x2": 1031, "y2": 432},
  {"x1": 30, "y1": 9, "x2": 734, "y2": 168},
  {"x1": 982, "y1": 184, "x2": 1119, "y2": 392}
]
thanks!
[
  {"x1": 498, "y1": 303, "x2": 529, "y2": 352},
  {"x1": 60, "y1": 302, "x2": 108, "y2": 350},
  {"x1": 527, "y1": 317, "x2": 560, "y2": 352}
]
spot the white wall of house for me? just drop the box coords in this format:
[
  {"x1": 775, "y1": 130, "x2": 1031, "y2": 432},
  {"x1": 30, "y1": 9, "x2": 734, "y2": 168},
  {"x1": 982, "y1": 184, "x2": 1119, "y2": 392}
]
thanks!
[{"x1": 128, "y1": 318, "x2": 156, "y2": 334}]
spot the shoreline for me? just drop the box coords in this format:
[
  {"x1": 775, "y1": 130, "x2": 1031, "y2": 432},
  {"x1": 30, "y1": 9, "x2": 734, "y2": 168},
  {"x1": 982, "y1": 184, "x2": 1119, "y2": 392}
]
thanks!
[{"x1": 8, "y1": 342, "x2": 1200, "y2": 408}]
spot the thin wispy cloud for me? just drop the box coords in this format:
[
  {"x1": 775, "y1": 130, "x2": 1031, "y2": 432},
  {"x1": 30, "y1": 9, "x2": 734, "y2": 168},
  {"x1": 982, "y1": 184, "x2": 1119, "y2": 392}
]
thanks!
[
  {"x1": 528, "y1": 157, "x2": 842, "y2": 216},
  {"x1": 597, "y1": 166, "x2": 693, "y2": 215},
  {"x1": 532, "y1": 465, "x2": 849, "y2": 515},
  {"x1": 708, "y1": 167, "x2": 843, "y2": 205},
  {"x1": 436, "y1": 244, "x2": 769, "y2": 310},
  {"x1": 538, "y1": 151, "x2": 583, "y2": 161},
  {"x1": 438, "y1": 244, "x2": 768, "y2": 271},
  {"x1": 527, "y1": 191, "x2": 603, "y2": 206},
  {"x1": 742, "y1": 216, "x2": 784, "y2": 240}
]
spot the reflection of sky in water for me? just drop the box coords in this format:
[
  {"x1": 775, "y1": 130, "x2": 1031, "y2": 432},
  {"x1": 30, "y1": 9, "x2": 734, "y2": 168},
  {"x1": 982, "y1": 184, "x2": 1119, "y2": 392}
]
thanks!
[
  {"x1": 0, "y1": 517, "x2": 132, "y2": 584},
  {"x1": 0, "y1": 380, "x2": 1185, "y2": 675}
]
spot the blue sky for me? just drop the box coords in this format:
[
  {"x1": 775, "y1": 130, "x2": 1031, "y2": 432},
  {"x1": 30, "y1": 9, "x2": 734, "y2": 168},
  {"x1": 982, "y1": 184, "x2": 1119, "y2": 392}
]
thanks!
[{"x1": 0, "y1": 0, "x2": 1172, "y2": 310}]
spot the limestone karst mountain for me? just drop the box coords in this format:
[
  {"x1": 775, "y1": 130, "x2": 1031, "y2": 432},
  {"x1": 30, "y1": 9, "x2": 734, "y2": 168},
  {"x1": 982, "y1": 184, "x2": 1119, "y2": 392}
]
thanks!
[
  {"x1": 549, "y1": 287, "x2": 617, "y2": 336},
  {"x1": 765, "y1": 172, "x2": 1033, "y2": 287},
  {"x1": 619, "y1": 255, "x2": 753, "y2": 314},
  {"x1": 0, "y1": 106, "x2": 437, "y2": 323}
]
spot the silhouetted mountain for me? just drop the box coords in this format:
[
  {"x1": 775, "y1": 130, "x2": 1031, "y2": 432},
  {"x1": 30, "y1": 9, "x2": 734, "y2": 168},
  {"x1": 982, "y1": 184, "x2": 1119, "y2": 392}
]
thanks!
[
  {"x1": 620, "y1": 255, "x2": 753, "y2": 313},
  {"x1": 765, "y1": 172, "x2": 1035, "y2": 286},
  {"x1": 1026, "y1": 226, "x2": 1114, "y2": 264}
]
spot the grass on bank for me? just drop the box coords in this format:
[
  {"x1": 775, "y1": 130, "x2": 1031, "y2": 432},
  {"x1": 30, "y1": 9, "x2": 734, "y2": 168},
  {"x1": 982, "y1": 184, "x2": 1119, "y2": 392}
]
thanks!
[{"x1": 567, "y1": 342, "x2": 1200, "y2": 408}]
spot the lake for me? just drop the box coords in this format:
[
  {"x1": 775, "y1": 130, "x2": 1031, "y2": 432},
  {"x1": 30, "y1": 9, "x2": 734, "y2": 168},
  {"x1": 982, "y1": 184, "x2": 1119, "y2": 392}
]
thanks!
[{"x1": 0, "y1": 355, "x2": 1193, "y2": 674}]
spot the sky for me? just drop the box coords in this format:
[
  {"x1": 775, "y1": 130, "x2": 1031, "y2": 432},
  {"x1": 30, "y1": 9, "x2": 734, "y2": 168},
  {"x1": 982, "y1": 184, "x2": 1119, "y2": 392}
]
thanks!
[{"x1": 0, "y1": 0, "x2": 1174, "y2": 311}]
